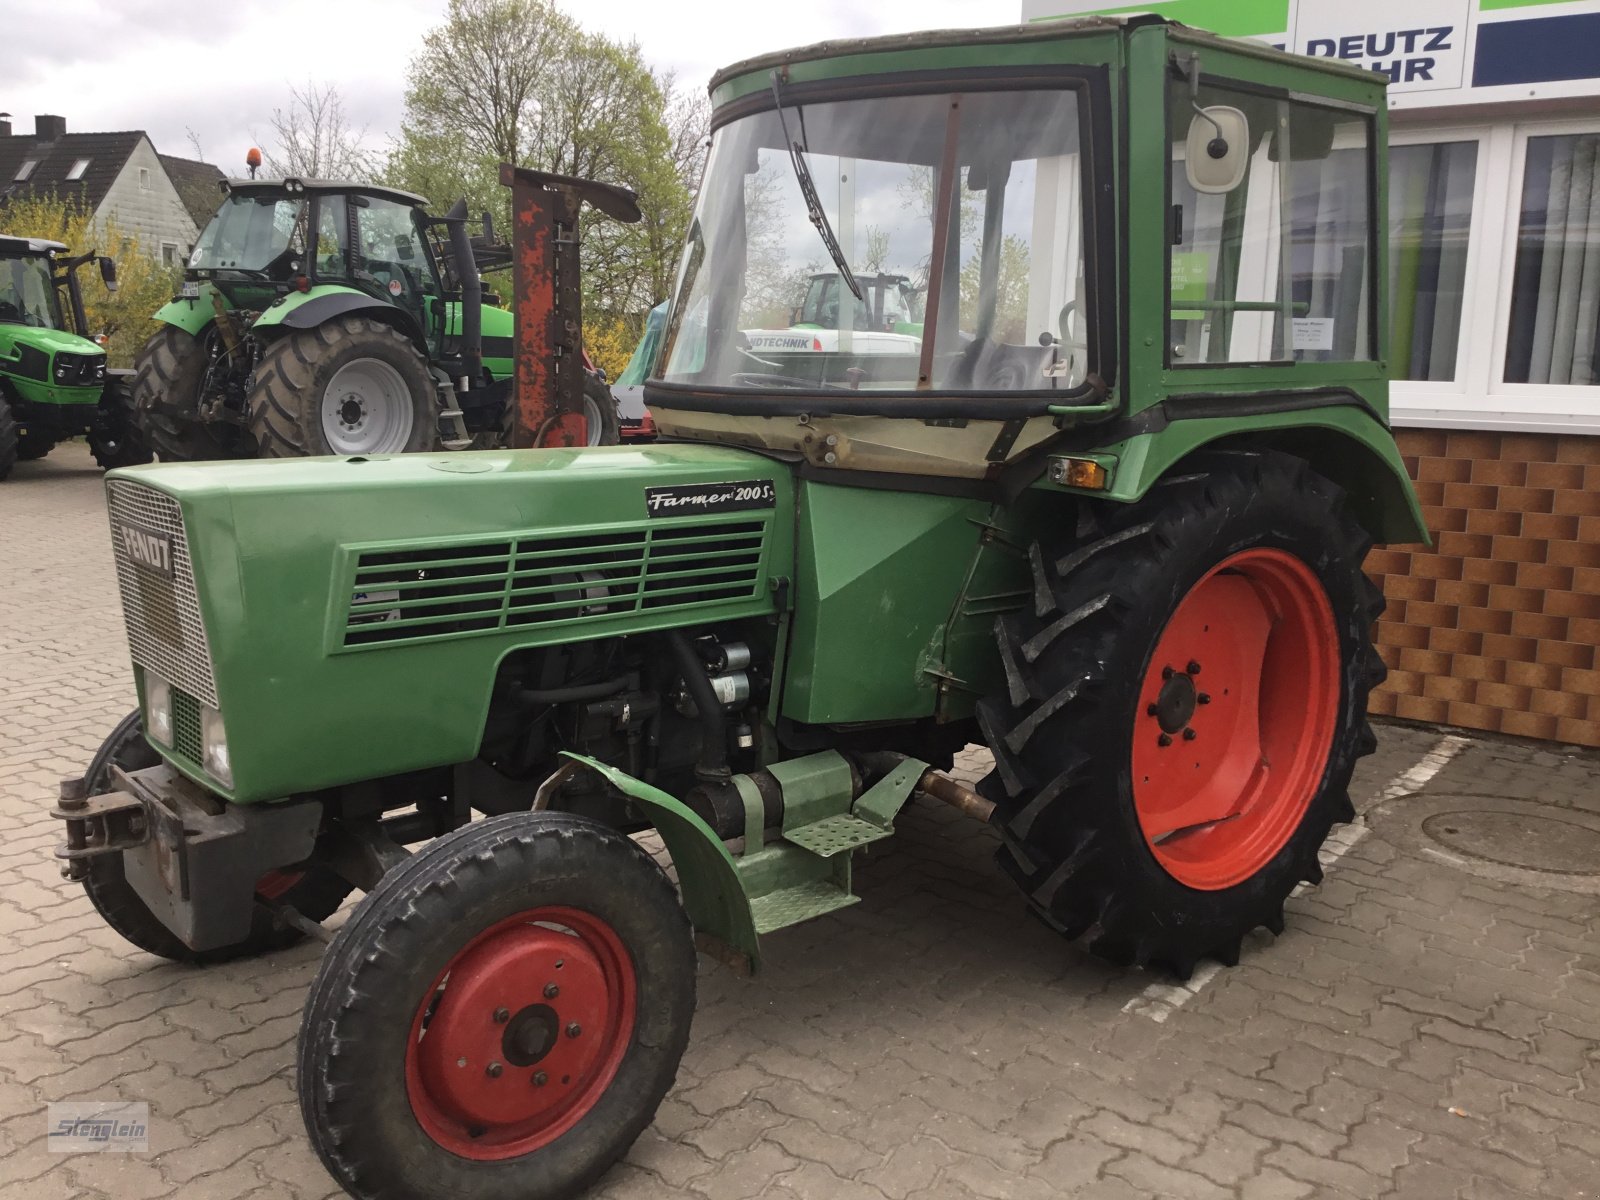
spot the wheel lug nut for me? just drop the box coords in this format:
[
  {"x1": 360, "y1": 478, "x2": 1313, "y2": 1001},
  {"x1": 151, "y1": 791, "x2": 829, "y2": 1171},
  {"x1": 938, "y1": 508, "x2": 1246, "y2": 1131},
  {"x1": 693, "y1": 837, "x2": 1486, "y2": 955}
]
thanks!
[
  {"x1": 1158, "y1": 733, "x2": 1173, "y2": 748},
  {"x1": 1187, "y1": 661, "x2": 1201, "y2": 675},
  {"x1": 533, "y1": 1071, "x2": 548, "y2": 1087},
  {"x1": 493, "y1": 1007, "x2": 510, "y2": 1024},
  {"x1": 1146, "y1": 704, "x2": 1159, "y2": 717},
  {"x1": 1183, "y1": 728, "x2": 1197, "y2": 741},
  {"x1": 1197, "y1": 693, "x2": 1211, "y2": 705},
  {"x1": 544, "y1": 983, "x2": 559, "y2": 999},
  {"x1": 1162, "y1": 665, "x2": 1174, "y2": 680},
  {"x1": 566, "y1": 1022, "x2": 582, "y2": 1039},
  {"x1": 486, "y1": 1062, "x2": 503, "y2": 1079}
]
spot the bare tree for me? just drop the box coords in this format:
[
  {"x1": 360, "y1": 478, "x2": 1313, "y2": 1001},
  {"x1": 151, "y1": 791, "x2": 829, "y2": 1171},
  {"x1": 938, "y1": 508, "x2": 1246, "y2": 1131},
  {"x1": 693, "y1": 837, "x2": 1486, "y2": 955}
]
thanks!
[
  {"x1": 184, "y1": 127, "x2": 206, "y2": 162},
  {"x1": 658, "y1": 71, "x2": 711, "y2": 196},
  {"x1": 260, "y1": 81, "x2": 376, "y2": 181}
]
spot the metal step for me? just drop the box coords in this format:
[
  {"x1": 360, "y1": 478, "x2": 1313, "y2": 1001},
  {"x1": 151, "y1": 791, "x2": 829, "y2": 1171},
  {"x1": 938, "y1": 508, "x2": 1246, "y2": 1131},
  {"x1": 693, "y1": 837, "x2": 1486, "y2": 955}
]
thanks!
[
  {"x1": 783, "y1": 813, "x2": 893, "y2": 859},
  {"x1": 749, "y1": 880, "x2": 859, "y2": 934},
  {"x1": 440, "y1": 438, "x2": 473, "y2": 450}
]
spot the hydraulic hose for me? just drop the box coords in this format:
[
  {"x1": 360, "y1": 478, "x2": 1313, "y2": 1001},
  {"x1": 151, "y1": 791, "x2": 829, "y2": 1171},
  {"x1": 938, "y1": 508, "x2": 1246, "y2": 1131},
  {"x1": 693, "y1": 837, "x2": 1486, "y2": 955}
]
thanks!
[{"x1": 666, "y1": 630, "x2": 730, "y2": 780}]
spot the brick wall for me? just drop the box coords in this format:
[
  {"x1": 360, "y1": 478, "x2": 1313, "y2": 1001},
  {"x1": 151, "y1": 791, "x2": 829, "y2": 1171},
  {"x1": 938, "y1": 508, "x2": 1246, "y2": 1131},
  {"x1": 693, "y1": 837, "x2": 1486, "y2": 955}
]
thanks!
[{"x1": 1365, "y1": 430, "x2": 1600, "y2": 747}]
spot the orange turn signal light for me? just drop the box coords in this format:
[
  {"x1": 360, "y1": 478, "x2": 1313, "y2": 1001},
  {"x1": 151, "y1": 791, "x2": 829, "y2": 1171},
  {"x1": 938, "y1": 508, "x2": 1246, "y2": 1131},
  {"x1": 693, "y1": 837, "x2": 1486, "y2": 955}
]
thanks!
[{"x1": 1048, "y1": 456, "x2": 1109, "y2": 490}]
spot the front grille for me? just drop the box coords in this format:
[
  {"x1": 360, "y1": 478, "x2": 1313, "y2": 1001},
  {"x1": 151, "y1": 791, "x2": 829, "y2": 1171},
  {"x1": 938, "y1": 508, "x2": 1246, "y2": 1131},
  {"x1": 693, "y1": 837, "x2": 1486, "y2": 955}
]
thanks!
[
  {"x1": 53, "y1": 351, "x2": 106, "y2": 387},
  {"x1": 106, "y1": 481, "x2": 219, "y2": 707},
  {"x1": 343, "y1": 517, "x2": 770, "y2": 648},
  {"x1": 171, "y1": 688, "x2": 204, "y2": 763}
]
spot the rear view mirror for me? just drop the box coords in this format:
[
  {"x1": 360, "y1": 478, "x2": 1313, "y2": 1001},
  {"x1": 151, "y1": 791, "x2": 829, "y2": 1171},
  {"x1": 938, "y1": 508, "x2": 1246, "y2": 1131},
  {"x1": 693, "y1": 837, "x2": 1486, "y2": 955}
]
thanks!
[
  {"x1": 1185, "y1": 106, "x2": 1249, "y2": 194},
  {"x1": 98, "y1": 256, "x2": 119, "y2": 293}
]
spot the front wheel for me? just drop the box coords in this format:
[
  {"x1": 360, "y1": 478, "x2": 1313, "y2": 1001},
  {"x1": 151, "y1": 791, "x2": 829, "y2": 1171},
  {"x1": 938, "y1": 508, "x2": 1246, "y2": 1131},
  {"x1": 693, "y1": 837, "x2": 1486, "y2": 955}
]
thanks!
[
  {"x1": 249, "y1": 316, "x2": 438, "y2": 457},
  {"x1": 297, "y1": 812, "x2": 695, "y2": 1200},
  {"x1": 978, "y1": 450, "x2": 1386, "y2": 977},
  {"x1": 89, "y1": 379, "x2": 154, "y2": 470},
  {"x1": 0, "y1": 395, "x2": 18, "y2": 480}
]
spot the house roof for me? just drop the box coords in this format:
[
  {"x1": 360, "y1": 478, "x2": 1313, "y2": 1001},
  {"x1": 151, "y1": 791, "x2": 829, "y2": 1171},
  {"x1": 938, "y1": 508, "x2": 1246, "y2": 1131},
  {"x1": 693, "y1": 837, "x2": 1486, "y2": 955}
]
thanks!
[
  {"x1": 0, "y1": 130, "x2": 145, "y2": 213},
  {"x1": 159, "y1": 155, "x2": 227, "y2": 227}
]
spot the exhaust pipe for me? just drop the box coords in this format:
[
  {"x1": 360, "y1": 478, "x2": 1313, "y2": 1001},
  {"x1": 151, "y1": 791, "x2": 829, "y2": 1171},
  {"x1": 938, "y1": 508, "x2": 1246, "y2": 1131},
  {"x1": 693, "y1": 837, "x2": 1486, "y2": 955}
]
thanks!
[{"x1": 444, "y1": 199, "x2": 482, "y2": 392}]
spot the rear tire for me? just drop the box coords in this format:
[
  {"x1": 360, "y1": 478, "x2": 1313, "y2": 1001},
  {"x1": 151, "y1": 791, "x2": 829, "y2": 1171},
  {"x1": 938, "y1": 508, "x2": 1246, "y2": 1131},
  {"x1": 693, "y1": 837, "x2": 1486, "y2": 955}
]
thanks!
[
  {"x1": 89, "y1": 379, "x2": 154, "y2": 470},
  {"x1": 977, "y1": 450, "x2": 1385, "y2": 978},
  {"x1": 249, "y1": 316, "x2": 438, "y2": 457},
  {"x1": 133, "y1": 324, "x2": 244, "y2": 463},
  {"x1": 298, "y1": 812, "x2": 695, "y2": 1200},
  {"x1": 0, "y1": 396, "x2": 18, "y2": 480},
  {"x1": 81, "y1": 711, "x2": 351, "y2": 963}
]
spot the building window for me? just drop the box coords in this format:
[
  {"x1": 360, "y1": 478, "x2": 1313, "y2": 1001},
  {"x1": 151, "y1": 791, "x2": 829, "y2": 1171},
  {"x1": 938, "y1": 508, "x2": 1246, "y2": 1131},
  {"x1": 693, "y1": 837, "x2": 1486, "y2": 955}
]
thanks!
[
  {"x1": 66, "y1": 158, "x2": 91, "y2": 181},
  {"x1": 161, "y1": 243, "x2": 180, "y2": 268},
  {"x1": 139, "y1": 167, "x2": 151, "y2": 190},
  {"x1": 14, "y1": 159, "x2": 38, "y2": 182},
  {"x1": 1389, "y1": 141, "x2": 1478, "y2": 382},
  {"x1": 1505, "y1": 133, "x2": 1600, "y2": 386}
]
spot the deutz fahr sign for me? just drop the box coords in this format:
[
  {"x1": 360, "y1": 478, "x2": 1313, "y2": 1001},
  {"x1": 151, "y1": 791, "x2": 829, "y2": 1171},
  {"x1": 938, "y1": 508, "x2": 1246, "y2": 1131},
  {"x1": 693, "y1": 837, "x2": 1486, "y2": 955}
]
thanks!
[{"x1": 1297, "y1": 0, "x2": 1469, "y2": 93}]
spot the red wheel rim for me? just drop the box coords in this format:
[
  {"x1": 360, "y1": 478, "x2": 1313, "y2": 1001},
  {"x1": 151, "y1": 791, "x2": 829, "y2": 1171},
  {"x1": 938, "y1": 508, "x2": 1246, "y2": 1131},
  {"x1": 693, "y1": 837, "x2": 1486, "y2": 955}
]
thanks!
[
  {"x1": 1131, "y1": 548, "x2": 1339, "y2": 891},
  {"x1": 254, "y1": 869, "x2": 304, "y2": 900},
  {"x1": 405, "y1": 907, "x2": 636, "y2": 1160}
]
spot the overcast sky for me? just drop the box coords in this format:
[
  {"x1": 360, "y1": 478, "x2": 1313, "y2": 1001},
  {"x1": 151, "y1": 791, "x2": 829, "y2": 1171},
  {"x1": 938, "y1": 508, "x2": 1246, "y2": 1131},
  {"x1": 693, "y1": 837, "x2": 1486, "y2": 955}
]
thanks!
[{"x1": 4, "y1": 0, "x2": 1028, "y2": 173}]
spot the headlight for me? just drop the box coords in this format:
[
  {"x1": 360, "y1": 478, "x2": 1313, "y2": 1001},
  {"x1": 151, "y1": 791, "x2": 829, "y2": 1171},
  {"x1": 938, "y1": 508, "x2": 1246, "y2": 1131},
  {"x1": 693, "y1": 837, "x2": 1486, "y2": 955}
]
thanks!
[
  {"x1": 145, "y1": 676, "x2": 173, "y2": 746},
  {"x1": 200, "y1": 703, "x2": 232, "y2": 787}
]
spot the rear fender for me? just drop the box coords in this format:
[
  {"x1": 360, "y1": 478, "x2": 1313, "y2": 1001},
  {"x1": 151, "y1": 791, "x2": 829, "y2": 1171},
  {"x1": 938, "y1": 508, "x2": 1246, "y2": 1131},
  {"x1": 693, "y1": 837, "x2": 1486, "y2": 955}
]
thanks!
[
  {"x1": 153, "y1": 290, "x2": 220, "y2": 337},
  {"x1": 1082, "y1": 407, "x2": 1428, "y2": 546},
  {"x1": 251, "y1": 285, "x2": 423, "y2": 345}
]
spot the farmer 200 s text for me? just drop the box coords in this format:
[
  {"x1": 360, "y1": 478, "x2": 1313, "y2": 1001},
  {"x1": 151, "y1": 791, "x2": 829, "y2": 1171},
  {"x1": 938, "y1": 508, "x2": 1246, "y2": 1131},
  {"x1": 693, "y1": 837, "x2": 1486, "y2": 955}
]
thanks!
[{"x1": 58, "y1": 18, "x2": 1424, "y2": 1200}]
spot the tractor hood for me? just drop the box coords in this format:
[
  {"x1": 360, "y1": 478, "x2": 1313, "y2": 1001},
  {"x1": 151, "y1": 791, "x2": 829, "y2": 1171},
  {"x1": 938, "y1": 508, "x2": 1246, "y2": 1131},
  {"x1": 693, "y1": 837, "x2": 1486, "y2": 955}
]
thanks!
[
  {"x1": 0, "y1": 324, "x2": 107, "y2": 401},
  {"x1": 103, "y1": 445, "x2": 796, "y2": 802},
  {"x1": 0, "y1": 324, "x2": 103, "y2": 358}
]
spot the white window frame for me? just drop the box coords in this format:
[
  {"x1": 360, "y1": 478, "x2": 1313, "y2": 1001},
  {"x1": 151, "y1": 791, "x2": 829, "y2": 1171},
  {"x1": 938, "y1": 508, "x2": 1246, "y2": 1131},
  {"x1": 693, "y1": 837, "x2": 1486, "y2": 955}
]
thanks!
[
  {"x1": 65, "y1": 158, "x2": 91, "y2": 181},
  {"x1": 160, "y1": 242, "x2": 180, "y2": 268},
  {"x1": 1392, "y1": 115, "x2": 1600, "y2": 434},
  {"x1": 139, "y1": 167, "x2": 151, "y2": 189}
]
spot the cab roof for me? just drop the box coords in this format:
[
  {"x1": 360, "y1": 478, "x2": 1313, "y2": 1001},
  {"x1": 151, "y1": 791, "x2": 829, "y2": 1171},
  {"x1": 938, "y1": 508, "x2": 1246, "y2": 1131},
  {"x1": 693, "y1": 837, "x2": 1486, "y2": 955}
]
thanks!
[
  {"x1": 0, "y1": 235, "x2": 68, "y2": 256},
  {"x1": 220, "y1": 178, "x2": 430, "y2": 208},
  {"x1": 710, "y1": 16, "x2": 1381, "y2": 94}
]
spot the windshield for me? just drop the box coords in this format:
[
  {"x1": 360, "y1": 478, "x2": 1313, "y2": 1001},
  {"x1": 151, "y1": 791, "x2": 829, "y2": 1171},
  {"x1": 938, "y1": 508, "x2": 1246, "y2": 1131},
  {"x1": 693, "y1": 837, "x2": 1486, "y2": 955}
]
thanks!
[
  {"x1": 190, "y1": 194, "x2": 307, "y2": 274},
  {"x1": 659, "y1": 87, "x2": 1089, "y2": 392},
  {"x1": 0, "y1": 254, "x2": 62, "y2": 329}
]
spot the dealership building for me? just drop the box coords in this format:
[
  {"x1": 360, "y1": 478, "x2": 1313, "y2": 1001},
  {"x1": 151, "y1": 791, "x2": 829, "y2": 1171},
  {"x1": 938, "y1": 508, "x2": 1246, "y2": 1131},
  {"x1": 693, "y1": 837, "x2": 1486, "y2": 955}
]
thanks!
[{"x1": 1022, "y1": 0, "x2": 1600, "y2": 747}]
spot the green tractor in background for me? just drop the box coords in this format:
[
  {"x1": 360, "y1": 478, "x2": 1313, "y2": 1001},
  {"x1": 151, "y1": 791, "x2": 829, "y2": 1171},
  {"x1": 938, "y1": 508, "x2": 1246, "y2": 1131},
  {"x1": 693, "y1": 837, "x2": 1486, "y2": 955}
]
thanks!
[
  {"x1": 133, "y1": 177, "x2": 618, "y2": 462},
  {"x1": 0, "y1": 236, "x2": 149, "y2": 479}
]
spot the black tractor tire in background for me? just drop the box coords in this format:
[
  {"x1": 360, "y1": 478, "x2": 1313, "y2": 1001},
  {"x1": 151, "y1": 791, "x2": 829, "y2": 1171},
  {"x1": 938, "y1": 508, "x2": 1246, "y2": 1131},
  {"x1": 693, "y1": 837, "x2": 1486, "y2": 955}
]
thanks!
[
  {"x1": 0, "y1": 395, "x2": 18, "y2": 480},
  {"x1": 583, "y1": 372, "x2": 621, "y2": 447},
  {"x1": 17, "y1": 431, "x2": 54, "y2": 461},
  {"x1": 132, "y1": 324, "x2": 240, "y2": 462},
  {"x1": 89, "y1": 379, "x2": 155, "y2": 470},
  {"x1": 249, "y1": 316, "x2": 438, "y2": 458},
  {"x1": 977, "y1": 450, "x2": 1386, "y2": 979},
  {"x1": 298, "y1": 812, "x2": 696, "y2": 1200},
  {"x1": 80, "y1": 710, "x2": 352, "y2": 963}
]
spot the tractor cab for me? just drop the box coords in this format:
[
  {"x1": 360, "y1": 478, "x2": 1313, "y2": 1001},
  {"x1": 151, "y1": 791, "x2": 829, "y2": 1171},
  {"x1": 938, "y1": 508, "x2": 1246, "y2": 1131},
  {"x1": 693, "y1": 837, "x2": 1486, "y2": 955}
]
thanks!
[
  {"x1": 185, "y1": 179, "x2": 450, "y2": 346},
  {"x1": 794, "y1": 271, "x2": 924, "y2": 336}
]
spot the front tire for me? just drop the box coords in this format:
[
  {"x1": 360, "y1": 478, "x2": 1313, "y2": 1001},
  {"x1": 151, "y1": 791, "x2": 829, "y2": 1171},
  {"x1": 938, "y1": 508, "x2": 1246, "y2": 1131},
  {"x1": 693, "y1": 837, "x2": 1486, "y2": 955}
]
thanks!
[
  {"x1": 978, "y1": 450, "x2": 1385, "y2": 978},
  {"x1": 582, "y1": 372, "x2": 620, "y2": 447},
  {"x1": 132, "y1": 324, "x2": 246, "y2": 462},
  {"x1": 0, "y1": 395, "x2": 18, "y2": 480},
  {"x1": 89, "y1": 379, "x2": 154, "y2": 470},
  {"x1": 249, "y1": 316, "x2": 438, "y2": 457},
  {"x1": 298, "y1": 812, "x2": 696, "y2": 1200},
  {"x1": 81, "y1": 711, "x2": 351, "y2": 963}
]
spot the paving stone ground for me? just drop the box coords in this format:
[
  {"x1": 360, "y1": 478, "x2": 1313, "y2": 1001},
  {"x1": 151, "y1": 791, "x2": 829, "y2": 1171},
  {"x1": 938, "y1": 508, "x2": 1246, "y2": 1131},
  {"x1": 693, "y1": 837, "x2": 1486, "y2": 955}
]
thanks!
[{"x1": 2, "y1": 442, "x2": 1598, "y2": 1200}]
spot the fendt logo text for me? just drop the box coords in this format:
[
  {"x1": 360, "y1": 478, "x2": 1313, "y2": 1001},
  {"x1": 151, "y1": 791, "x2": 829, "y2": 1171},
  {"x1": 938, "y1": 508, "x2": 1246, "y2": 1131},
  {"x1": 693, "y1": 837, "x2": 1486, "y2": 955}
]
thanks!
[{"x1": 119, "y1": 523, "x2": 174, "y2": 578}]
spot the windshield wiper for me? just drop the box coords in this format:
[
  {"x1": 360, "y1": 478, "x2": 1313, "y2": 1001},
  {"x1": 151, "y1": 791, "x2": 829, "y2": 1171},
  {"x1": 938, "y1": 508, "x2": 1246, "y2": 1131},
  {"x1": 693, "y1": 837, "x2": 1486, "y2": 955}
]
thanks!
[{"x1": 770, "y1": 72, "x2": 863, "y2": 303}]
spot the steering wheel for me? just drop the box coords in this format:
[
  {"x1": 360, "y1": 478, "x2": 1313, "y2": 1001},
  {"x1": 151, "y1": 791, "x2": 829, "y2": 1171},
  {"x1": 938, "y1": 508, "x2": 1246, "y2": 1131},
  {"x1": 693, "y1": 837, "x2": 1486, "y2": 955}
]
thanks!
[{"x1": 729, "y1": 372, "x2": 851, "y2": 391}]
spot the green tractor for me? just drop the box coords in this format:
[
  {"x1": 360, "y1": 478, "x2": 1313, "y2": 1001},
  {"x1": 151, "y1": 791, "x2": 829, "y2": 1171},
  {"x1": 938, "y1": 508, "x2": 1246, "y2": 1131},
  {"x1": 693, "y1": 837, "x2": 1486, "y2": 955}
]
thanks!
[
  {"x1": 133, "y1": 177, "x2": 618, "y2": 462},
  {"x1": 0, "y1": 236, "x2": 149, "y2": 479},
  {"x1": 59, "y1": 17, "x2": 1424, "y2": 1200}
]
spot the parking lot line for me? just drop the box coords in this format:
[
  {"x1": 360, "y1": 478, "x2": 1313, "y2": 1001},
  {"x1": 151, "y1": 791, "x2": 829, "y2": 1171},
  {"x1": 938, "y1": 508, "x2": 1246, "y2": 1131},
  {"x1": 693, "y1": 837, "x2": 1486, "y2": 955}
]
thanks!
[{"x1": 1122, "y1": 733, "x2": 1471, "y2": 1023}]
